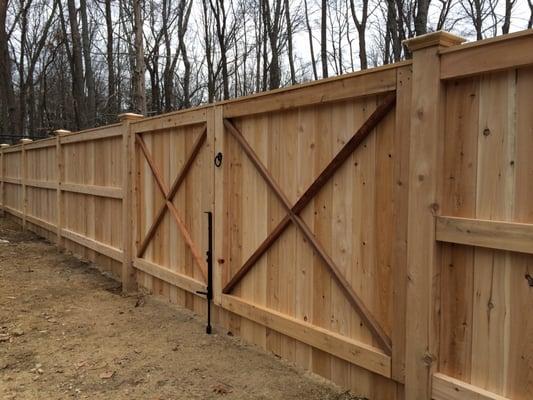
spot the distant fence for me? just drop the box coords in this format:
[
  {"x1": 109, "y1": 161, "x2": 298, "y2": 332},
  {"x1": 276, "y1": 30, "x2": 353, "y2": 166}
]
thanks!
[{"x1": 1, "y1": 29, "x2": 533, "y2": 400}]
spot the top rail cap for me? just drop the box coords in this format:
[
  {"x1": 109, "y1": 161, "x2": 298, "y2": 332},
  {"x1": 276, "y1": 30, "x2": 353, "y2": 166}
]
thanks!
[
  {"x1": 20, "y1": 138, "x2": 33, "y2": 144},
  {"x1": 404, "y1": 31, "x2": 466, "y2": 51},
  {"x1": 0, "y1": 144, "x2": 9, "y2": 148},
  {"x1": 118, "y1": 113, "x2": 144, "y2": 122}
]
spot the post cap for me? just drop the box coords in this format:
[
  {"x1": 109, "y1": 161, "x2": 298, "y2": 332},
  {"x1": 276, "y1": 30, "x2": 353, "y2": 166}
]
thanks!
[
  {"x1": 53, "y1": 129, "x2": 71, "y2": 136},
  {"x1": 20, "y1": 138, "x2": 33, "y2": 144},
  {"x1": 403, "y1": 31, "x2": 466, "y2": 51},
  {"x1": 118, "y1": 113, "x2": 144, "y2": 122},
  {"x1": 0, "y1": 143, "x2": 9, "y2": 148}
]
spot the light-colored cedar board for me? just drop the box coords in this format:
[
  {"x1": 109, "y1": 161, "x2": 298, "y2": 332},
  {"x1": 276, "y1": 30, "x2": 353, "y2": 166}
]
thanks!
[
  {"x1": 23, "y1": 138, "x2": 56, "y2": 150},
  {"x1": 2, "y1": 177, "x2": 21, "y2": 185},
  {"x1": 61, "y1": 228, "x2": 123, "y2": 262},
  {"x1": 25, "y1": 213, "x2": 56, "y2": 232},
  {"x1": 25, "y1": 179, "x2": 57, "y2": 190},
  {"x1": 470, "y1": 71, "x2": 515, "y2": 394},
  {"x1": 440, "y1": 30, "x2": 533, "y2": 79},
  {"x1": 60, "y1": 182, "x2": 122, "y2": 199},
  {"x1": 133, "y1": 258, "x2": 205, "y2": 295},
  {"x1": 60, "y1": 123, "x2": 122, "y2": 144},
  {"x1": 438, "y1": 76, "x2": 479, "y2": 382},
  {"x1": 403, "y1": 41, "x2": 445, "y2": 399},
  {"x1": 221, "y1": 294, "x2": 391, "y2": 378},
  {"x1": 505, "y1": 67, "x2": 533, "y2": 399},
  {"x1": 432, "y1": 373, "x2": 510, "y2": 400},
  {"x1": 436, "y1": 216, "x2": 533, "y2": 255},
  {"x1": 390, "y1": 64, "x2": 411, "y2": 383},
  {"x1": 130, "y1": 109, "x2": 207, "y2": 134},
  {"x1": 311, "y1": 102, "x2": 333, "y2": 380},
  {"x1": 223, "y1": 67, "x2": 397, "y2": 118}
]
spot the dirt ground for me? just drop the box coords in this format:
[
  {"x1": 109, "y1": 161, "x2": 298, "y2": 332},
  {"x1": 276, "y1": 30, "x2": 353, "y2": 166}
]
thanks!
[{"x1": 0, "y1": 217, "x2": 359, "y2": 400}]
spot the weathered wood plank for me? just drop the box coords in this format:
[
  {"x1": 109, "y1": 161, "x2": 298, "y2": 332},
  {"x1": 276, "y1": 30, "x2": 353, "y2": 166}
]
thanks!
[
  {"x1": 223, "y1": 67, "x2": 398, "y2": 118},
  {"x1": 133, "y1": 258, "x2": 205, "y2": 295},
  {"x1": 441, "y1": 30, "x2": 533, "y2": 79},
  {"x1": 61, "y1": 228, "x2": 123, "y2": 262},
  {"x1": 432, "y1": 374, "x2": 510, "y2": 400},
  {"x1": 60, "y1": 182, "x2": 123, "y2": 199},
  {"x1": 436, "y1": 216, "x2": 533, "y2": 255},
  {"x1": 221, "y1": 294, "x2": 391, "y2": 378}
]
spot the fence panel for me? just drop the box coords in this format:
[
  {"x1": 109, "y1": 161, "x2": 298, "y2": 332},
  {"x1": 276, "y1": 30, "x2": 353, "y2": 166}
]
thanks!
[
  {"x1": 436, "y1": 65, "x2": 533, "y2": 400},
  {"x1": 131, "y1": 108, "x2": 213, "y2": 313},
  {"x1": 214, "y1": 65, "x2": 410, "y2": 396}
]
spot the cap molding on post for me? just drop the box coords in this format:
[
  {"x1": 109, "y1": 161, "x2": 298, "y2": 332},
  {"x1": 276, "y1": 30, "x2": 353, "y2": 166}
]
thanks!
[
  {"x1": 403, "y1": 30, "x2": 466, "y2": 52},
  {"x1": 118, "y1": 113, "x2": 144, "y2": 123}
]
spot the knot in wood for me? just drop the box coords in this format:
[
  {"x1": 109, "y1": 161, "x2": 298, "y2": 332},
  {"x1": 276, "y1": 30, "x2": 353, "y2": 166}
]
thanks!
[{"x1": 422, "y1": 351, "x2": 436, "y2": 366}]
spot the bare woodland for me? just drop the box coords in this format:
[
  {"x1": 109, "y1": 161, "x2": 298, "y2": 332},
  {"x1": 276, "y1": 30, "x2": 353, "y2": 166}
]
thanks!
[{"x1": 0, "y1": 0, "x2": 531, "y2": 140}]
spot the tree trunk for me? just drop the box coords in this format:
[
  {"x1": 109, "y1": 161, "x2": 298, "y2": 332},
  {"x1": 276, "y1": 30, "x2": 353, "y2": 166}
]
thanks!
[
  {"x1": 80, "y1": 0, "x2": 96, "y2": 125},
  {"x1": 67, "y1": 0, "x2": 89, "y2": 129},
  {"x1": 105, "y1": 0, "x2": 117, "y2": 118},
  {"x1": 0, "y1": 0, "x2": 19, "y2": 134},
  {"x1": 132, "y1": 0, "x2": 146, "y2": 115},
  {"x1": 414, "y1": 0, "x2": 429, "y2": 36},
  {"x1": 502, "y1": 0, "x2": 514, "y2": 34},
  {"x1": 303, "y1": 0, "x2": 317, "y2": 80},
  {"x1": 320, "y1": 0, "x2": 328, "y2": 78},
  {"x1": 284, "y1": 0, "x2": 296, "y2": 85}
]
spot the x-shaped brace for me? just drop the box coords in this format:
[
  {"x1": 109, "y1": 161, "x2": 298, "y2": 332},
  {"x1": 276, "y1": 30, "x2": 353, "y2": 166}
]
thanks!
[
  {"x1": 136, "y1": 126, "x2": 208, "y2": 282},
  {"x1": 222, "y1": 93, "x2": 396, "y2": 354}
]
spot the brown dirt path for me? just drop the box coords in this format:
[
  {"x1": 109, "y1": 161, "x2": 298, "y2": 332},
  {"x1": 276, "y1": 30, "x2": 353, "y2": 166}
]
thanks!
[{"x1": 0, "y1": 217, "x2": 358, "y2": 400}]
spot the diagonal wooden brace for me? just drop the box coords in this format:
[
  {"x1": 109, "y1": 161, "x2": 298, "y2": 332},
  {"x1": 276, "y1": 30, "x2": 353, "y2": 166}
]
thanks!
[
  {"x1": 223, "y1": 93, "x2": 397, "y2": 295},
  {"x1": 222, "y1": 93, "x2": 396, "y2": 354},
  {"x1": 136, "y1": 127, "x2": 208, "y2": 281}
]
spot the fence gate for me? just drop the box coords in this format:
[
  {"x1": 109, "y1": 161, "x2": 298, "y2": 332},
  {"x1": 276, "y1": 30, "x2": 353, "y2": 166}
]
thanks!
[
  {"x1": 131, "y1": 108, "x2": 213, "y2": 307},
  {"x1": 214, "y1": 65, "x2": 411, "y2": 392}
]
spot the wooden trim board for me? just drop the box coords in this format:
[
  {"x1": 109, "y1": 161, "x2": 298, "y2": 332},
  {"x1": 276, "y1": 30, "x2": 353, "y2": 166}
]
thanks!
[
  {"x1": 133, "y1": 258, "x2": 205, "y2": 295},
  {"x1": 436, "y1": 216, "x2": 533, "y2": 255},
  {"x1": 221, "y1": 294, "x2": 391, "y2": 378},
  {"x1": 432, "y1": 373, "x2": 510, "y2": 400},
  {"x1": 60, "y1": 183, "x2": 123, "y2": 199},
  {"x1": 223, "y1": 69, "x2": 397, "y2": 118},
  {"x1": 61, "y1": 228, "x2": 123, "y2": 261},
  {"x1": 25, "y1": 214, "x2": 56, "y2": 232},
  {"x1": 440, "y1": 30, "x2": 533, "y2": 79},
  {"x1": 26, "y1": 179, "x2": 57, "y2": 190},
  {"x1": 60, "y1": 125, "x2": 122, "y2": 144}
]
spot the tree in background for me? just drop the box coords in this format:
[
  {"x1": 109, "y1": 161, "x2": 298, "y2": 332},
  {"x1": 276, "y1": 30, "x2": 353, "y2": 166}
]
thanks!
[{"x1": 0, "y1": 0, "x2": 528, "y2": 139}]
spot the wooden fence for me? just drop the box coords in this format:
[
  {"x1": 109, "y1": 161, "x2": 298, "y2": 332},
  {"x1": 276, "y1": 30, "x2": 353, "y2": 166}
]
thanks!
[{"x1": 1, "y1": 30, "x2": 532, "y2": 400}]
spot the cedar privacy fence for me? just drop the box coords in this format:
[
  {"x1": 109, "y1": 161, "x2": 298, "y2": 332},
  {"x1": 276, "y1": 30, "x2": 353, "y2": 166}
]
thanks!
[{"x1": 1, "y1": 30, "x2": 533, "y2": 400}]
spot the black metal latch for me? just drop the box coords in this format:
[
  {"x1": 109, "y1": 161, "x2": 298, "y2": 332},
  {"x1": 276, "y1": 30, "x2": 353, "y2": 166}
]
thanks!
[
  {"x1": 196, "y1": 211, "x2": 213, "y2": 334},
  {"x1": 214, "y1": 152, "x2": 223, "y2": 167}
]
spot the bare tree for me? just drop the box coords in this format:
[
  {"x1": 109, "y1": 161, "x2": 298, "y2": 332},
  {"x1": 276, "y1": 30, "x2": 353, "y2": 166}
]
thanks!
[
  {"x1": 502, "y1": 0, "x2": 517, "y2": 34},
  {"x1": 132, "y1": 0, "x2": 146, "y2": 115},
  {"x1": 303, "y1": 0, "x2": 318, "y2": 80},
  {"x1": 529, "y1": 0, "x2": 533, "y2": 29},
  {"x1": 79, "y1": 0, "x2": 95, "y2": 124},
  {"x1": 0, "y1": 0, "x2": 19, "y2": 133},
  {"x1": 350, "y1": 0, "x2": 369, "y2": 69},
  {"x1": 414, "y1": 0, "x2": 430, "y2": 35},
  {"x1": 65, "y1": 0, "x2": 89, "y2": 129},
  {"x1": 321, "y1": 0, "x2": 328, "y2": 77}
]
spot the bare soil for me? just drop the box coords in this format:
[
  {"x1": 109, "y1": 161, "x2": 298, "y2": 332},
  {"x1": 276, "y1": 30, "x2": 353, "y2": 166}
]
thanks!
[{"x1": 0, "y1": 217, "x2": 356, "y2": 400}]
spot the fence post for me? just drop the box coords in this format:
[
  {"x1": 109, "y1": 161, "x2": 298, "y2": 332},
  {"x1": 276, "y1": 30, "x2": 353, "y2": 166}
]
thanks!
[
  {"x1": 20, "y1": 138, "x2": 33, "y2": 230},
  {"x1": 54, "y1": 130, "x2": 70, "y2": 248},
  {"x1": 403, "y1": 32, "x2": 465, "y2": 399},
  {"x1": 0, "y1": 143, "x2": 9, "y2": 217},
  {"x1": 118, "y1": 113, "x2": 143, "y2": 293}
]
